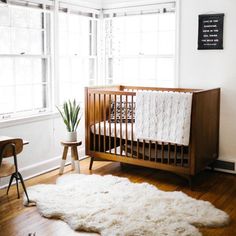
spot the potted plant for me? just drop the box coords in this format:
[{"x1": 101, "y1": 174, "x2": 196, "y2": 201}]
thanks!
[{"x1": 57, "y1": 99, "x2": 81, "y2": 142}]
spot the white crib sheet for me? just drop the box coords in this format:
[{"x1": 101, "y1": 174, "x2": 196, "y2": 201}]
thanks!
[{"x1": 91, "y1": 121, "x2": 137, "y2": 141}]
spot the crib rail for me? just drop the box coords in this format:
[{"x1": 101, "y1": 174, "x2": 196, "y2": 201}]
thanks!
[{"x1": 85, "y1": 86, "x2": 191, "y2": 169}]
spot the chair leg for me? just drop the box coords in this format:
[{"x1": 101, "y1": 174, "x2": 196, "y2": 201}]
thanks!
[
  {"x1": 18, "y1": 172, "x2": 30, "y2": 203},
  {"x1": 7, "y1": 173, "x2": 15, "y2": 195},
  {"x1": 89, "y1": 157, "x2": 94, "y2": 170},
  {"x1": 15, "y1": 174, "x2": 20, "y2": 198}
]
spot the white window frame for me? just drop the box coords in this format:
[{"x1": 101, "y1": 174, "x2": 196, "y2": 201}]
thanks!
[
  {"x1": 57, "y1": 8, "x2": 98, "y2": 105},
  {"x1": 102, "y1": 2, "x2": 177, "y2": 88},
  {"x1": 54, "y1": 1, "x2": 100, "y2": 107},
  {"x1": 0, "y1": 2, "x2": 52, "y2": 120}
]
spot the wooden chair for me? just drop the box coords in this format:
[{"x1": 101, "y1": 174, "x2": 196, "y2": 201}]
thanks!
[{"x1": 0, "y1": 138, "x2": 30, "y2": 203}]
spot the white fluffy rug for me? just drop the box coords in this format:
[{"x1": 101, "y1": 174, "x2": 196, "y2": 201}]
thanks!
[{"x1": 25, "y1": 174, "x2": 229, "y2": 236}]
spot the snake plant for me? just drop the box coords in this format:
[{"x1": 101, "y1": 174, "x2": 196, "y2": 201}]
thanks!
[{"x1": 57, "y1": 99, "x2": 81, "y2": 132}]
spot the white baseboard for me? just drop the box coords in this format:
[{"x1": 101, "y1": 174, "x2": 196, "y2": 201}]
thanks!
[{"x1": 0, "y1": 148, "x2": 87, "y2": 189}]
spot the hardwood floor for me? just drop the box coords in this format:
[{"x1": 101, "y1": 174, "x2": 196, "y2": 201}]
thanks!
[{"x1": 0, "y1": 158, "x2": 236, "y2": 236}]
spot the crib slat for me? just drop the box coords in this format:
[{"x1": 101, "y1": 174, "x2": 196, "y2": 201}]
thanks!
[
  {"x1": 174, "y1": 144, "x2": 177, "y2": 165},
  {"x1": 131, "y1": 95, "x2": 134, "y2": 158},
  {"x1": 93, "y1": 93, "x2": 96, "y2": 151},
  {"x1": 98, "y1": 94, "x2": 101, "y2": 152},
  {"x1": 181, "y1": 145, "x2": 184, "y2": 166},
  {"x1": 161, "y1": 142, "x2": 164, "y2": 163},
  {"x1": 137, "y1": 139, "x2": 139, "y2": 158},
  {"x1": 103, "y1": 94, "x2": 106, "y2": 153},
  {"x1": 125, "y1": 95, "x2": 128, "y2": 156},
  {"x1": 109, "y1": 94, "x2": 111, "y2": 154},
  {"x1": 142, "y1": 140, "x2": 145, "y2": 160},
  {"x1": 155, "y1": 141, "x2": 157, "y2": 162},
  {"x1": 120, "y1": 95, "x2": 122, "y2": 156},
  {"x1": 114, "y1": 95, "x2": 117, "y2": 155},
  {"x1": 149, "y1": 141, "x2": 151, "y2": 161},
  {"x1": 187, "y1": 146, "x2": 190, "y2": 167},
  {"x1": 168, "y1": 143, "x2": 170, "y2": 164}
]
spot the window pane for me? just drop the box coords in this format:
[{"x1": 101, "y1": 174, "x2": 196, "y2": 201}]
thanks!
[
  {"x1": 140, "y1": 58, "x2": 156, "y2": 80},
  {"x1": 80, "y1": 17, "x2": 89, "y2": 35},
  {"x1": 12, "y1": 28, "x2": 30, "y2": 54},
  {"x1": 159, "y1": 13, "x2": 175, "y2": 31},
  {"x1": 112, "y1": 58, "x2": 122, "y2": 83},
  {"x1": 113, "y1": 17, "x2": 125, "y2": 33},
  {"x1": 157, "y1": 58, "x2": 174, "y2": 81},
  {"x1": 71, "y1": 57, "x2": 82, "y2": 82},
  {"x1": 32, "y1": 59, "x2": 43, "y2": 83},
  {"x1": 11, "y1": 8, "x2": 28, "y2": 28},
  {"x1": 59, "y1": 12, "x2": 97, "y2": 104},
  {"x1": 69, "y1": 14, "x2": 80, "y2": 33},
  {"x1": 0, "y1": 5, "x2": 49, "y2": 118},
  {"x1": 34, "y1": 84, "x2": 46, "y2": 109},
  {"x1": 0, "y1": 27, "x2": 11, "y2": 54},
  {"x1": 105, "y1": 11, "x2": 175, "y2": 87},
  {"x1": 142, "y1": 14, "x2": 158, "y2": 32},
  {"x1": 28, "y1": 11, "x2": 42, "y2": 29},
  {"x1": 0, "y1": 87, "x2": 14, "y2": 114},
  {"x1": 69, "y1": 32, "x2": 80, "y2": 55},
  {"x1": 29, "y1": 29, "x2": 43, "y2": 54},
  {"x1": 125, "y1": 15, "x2": 140, "y2": 33},
  {"x1": 124, "y1": 33, "x2": 140, "y2": 55},
  {"x1": 0, "y1": 58, "x2": 14, "y2": 86},
  {"x1": 0, "y1": 6, "x2": 10, "y2": 26},
  {"x1": 15, "y1": 58, "x2": 32, "y2": 84},
  {"x1": 158, "y1": 31, "x2": 175, "y2": 54},
  {"x1": 59, "y1": 29, "x2": 68, "y2": 56},
  {"x1": 71, "y1": 83, "x2": 83, "y2": 102},
  {"x1": 15, "y1": 85, "x2": 33, "y2": 111},
  {"x1": 59, "y1": 57, "x2": 70, "y2": 82},
  {"x1": 89, "y1": 58, "x2": 95, "y2": 80},
  {"x1": 142, "y1": 32, "x2": 157, "y2": 54},
  {"x1": 59, "y1": 82, "x2": 71, "y2": 103},
  {"x1": 123, "y1": 58, "x2": 139, "y2": 81}
]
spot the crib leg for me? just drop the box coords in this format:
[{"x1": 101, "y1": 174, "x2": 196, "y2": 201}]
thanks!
[
  {"x1": 188, "y1": 176, "x2": 194, "y2": 190},
  {"x1": 89, "y1": 157, "x2": 94, "y2": 170},
  {"x1": 210, "y1": 162, "x2": 215, "y2": 171}
]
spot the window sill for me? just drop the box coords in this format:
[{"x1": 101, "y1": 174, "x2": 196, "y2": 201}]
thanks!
[{"x1": 0, "y1": 112, "x2": 61, "y2": 129}]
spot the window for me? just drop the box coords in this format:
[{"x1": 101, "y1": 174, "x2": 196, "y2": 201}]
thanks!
[
  {"x1": 104, "y1": 3, "x2": 176, "y2": 87},
  {"x1": 0, "y1": 2, "x2": 51, "y2": 119},
  {"x1": 58, "y1": 7, "x2": 98, "y2": 104},
  {"x1": 0, "y1": 1, "x2": 177, "y2": 121}
]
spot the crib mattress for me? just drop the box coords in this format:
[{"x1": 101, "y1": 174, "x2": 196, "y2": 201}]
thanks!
[{"x1": 90, "y1": 122, "x2": 188, "y2": 146}]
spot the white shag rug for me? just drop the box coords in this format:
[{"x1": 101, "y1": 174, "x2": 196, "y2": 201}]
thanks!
[{"x1": 25, "y1": 174, "x2": 229, "y2": 236}]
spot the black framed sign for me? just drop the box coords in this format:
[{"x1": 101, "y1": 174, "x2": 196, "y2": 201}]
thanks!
[{"x1": 198, "y1": 13, "x2": 224, "y2": 50}]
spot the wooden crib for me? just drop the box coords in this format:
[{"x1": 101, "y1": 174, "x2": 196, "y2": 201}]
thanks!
[{"x1": 85, "y1": 85, "x2": 220, "y2": 186}]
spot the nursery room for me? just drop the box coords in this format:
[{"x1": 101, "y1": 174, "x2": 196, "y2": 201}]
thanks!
[{"x1": 0, "y1": 0, "x2": 236, "y2": 235}]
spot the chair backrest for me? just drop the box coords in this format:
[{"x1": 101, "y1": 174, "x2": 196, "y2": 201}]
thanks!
[{"x1": 0, "y1": 138, "x2": 23, "y2": 158}]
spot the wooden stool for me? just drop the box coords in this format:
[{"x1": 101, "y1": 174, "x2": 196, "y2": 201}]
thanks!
[{"x1": 59, "y1": 141, "x2": 82, "y2": 174}]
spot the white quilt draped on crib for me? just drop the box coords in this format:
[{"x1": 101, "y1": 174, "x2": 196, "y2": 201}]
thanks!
[{"x1": 135, "y1": 91, "x2": 193, "y2": 146}]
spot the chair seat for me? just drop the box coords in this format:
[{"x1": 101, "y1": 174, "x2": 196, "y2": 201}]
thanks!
[{"x1": 0, "y1": 160, "x2": 15, "y2": 177}]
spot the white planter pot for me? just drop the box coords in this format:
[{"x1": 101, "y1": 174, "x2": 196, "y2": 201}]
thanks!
[{"x1": 66, "y1": 131, "x2": 77, "y2": 142}]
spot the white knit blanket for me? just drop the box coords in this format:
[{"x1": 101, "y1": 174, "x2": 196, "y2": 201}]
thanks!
[{"x1": 135, "y1": 91, "x2": 193, "y2": 145}]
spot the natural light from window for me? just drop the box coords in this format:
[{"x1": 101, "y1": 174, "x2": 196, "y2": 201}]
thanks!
[{"x1": 104, "y1": 9, "x2": 176, "y2": 87}]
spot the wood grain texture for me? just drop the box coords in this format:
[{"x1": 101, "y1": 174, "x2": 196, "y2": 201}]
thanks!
[
  {"x1": 85, "y1": 86, "x2": 220, "y2": 181},
  {"x1": 0, "y1": 159, "x2": 235, "y2": 236}
]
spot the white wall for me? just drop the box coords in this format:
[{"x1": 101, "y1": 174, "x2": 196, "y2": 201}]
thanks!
[
  {"x1": 179, "y1": 0, "x2": 236, "y2": 161},
  {"x1": 0, "y1": 115, "x2": 85, "y2": 187}
]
